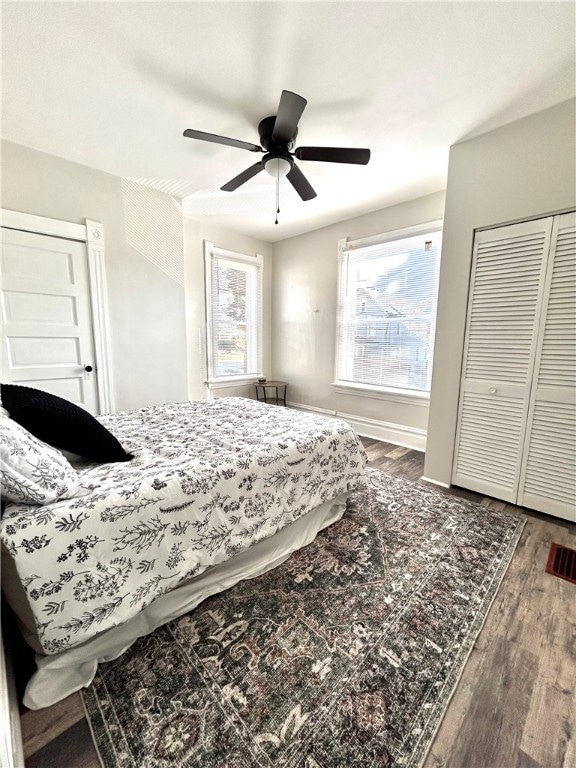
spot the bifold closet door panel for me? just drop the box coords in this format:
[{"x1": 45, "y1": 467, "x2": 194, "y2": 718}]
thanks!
[
  {"x1": 518, "y1": 211, "x2": 576, "y2": 521},
  {"x1": 452, "y1": 218, "x2": 553, "y2": 502}
]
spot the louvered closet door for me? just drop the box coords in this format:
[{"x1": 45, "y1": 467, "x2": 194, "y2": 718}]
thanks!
[
  {"x1": 452, "y1": 218, "x2": 553, "y2": 502},
  {"x1": 518, "y1": 212, "x2": 576, "y2": 521}
]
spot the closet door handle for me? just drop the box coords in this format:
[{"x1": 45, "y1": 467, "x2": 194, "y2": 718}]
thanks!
[{"x1": 489, "y1": 386, "x2": 497, "y2": 394}]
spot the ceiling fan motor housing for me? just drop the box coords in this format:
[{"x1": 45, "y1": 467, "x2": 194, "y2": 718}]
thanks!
[{"x1": 258, "y1": 115, "x2": 298, "y2": 152}]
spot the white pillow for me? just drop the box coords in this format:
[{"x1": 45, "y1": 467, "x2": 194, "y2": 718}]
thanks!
[{"x1": 0, "y1": 417, "x2": 81, "y2": 505}]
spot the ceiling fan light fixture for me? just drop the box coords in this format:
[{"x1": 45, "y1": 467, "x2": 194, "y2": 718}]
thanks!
[{"x1": 264, "y1": 156, "x2": 293, "y2": 178}]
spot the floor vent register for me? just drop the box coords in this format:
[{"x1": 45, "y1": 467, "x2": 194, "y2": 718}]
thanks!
[{"x1": 546, "y1": 543, "x2": 576, "y2": 585}]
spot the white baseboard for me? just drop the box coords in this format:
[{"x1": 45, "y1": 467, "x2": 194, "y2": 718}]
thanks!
[
  {"x1": 287, "y1": 401, "x2": 427, "y2": 452},
  {"x1": 420, "y1": 476, "x2": 451, "y2": 489}
]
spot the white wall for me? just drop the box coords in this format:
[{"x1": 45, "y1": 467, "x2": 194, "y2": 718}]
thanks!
[
  {"x1": 271, "y1": 191, "x2": 446, "y2": 441},
  {"x1": 1, "y1": 140, "x2": 188, "y2": 412},
  {"x1": 183, "y1": 217, "x2": 273, "y2": 401},
  {"x1": 424, "y1": 99, "x2": 576, "y2": 485}
]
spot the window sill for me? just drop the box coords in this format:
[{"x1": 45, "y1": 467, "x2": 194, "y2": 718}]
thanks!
[
  {"x1": 208, "y1": 377, "x2": 260, "y2": 390},
  {"x1": 332, "y1": 382, "x2": 430, "y2": 407}
]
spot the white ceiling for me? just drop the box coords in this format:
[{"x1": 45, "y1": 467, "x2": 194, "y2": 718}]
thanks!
[{"x1": 2, "y1": 2, "x2": 575, "y2": 242}]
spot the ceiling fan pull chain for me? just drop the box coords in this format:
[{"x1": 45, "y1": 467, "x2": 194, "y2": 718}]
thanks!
[{"x1": 275, "y1": 168, "x2": 280, "y2": 224}]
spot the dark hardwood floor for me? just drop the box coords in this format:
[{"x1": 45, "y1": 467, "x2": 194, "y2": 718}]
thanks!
[{"x1": 13, "y1": 438, "x2": 576, "y2": 767}]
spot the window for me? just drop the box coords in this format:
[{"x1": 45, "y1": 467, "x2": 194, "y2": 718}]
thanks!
[
  {"x1": 335, "y1": 222, "x2": 442, "y2": 396},
  {"x1": 204, "y1": 242, "x2": 263, "y2": 382}
]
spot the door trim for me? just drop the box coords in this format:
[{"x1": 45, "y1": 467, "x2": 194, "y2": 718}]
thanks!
[
  {"x1": 1, "y1": 209, "x2": 115, "y2": 413},
  {"x1": 0, "y1": 633, "x2": 24, "y2": 768}
]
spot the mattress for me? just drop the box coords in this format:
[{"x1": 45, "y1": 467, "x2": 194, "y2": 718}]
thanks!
[
  {"x1": 21, "y1": 492, "x2": 350, "y2": 709},
  {"x1": 1, "y1": 398, "x2": 367, "y2": 656}
]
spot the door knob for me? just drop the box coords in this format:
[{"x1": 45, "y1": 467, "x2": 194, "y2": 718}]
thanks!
[
  {"x1": 489, "y1": 386, "x2": 497, "y2": 394},
  {"x1": 84, "y1": 365, "x2": 94, "y2": 373}
]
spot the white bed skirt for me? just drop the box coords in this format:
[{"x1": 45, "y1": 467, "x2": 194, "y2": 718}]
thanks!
[{"x1": 23, "y1": 493, "x2": 350, "y2": 709}]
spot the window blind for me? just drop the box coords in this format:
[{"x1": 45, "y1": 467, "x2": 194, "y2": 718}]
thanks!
[
  {"x1": 336, "y1": 226, "x2": 442, "y2": 393},
  {"x1": 205, "y1": 245, "x2": 263, "y2": 381}
]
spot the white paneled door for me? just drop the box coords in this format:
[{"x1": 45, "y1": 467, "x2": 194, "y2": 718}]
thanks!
[{"x1": 1, "y1": 227, "x2": 99, "y2": 413}]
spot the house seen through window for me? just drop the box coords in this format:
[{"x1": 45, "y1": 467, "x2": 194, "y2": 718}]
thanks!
[
  {"x1": 336, "y1": 224, "x2": 442, "y2": 394},
  {"x1": 204, "y1": 243, "x2": 263, "y2": 381}
]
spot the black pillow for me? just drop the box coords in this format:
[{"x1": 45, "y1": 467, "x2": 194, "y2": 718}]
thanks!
[{"x1": 1, "y1": 384, "x2": 132, "y2": 463}]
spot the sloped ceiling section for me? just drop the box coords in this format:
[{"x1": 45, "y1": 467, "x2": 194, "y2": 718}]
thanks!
[
  {"x1": 121, "y1": 179, "x2": 185, "y2": 286},
  {"x1": 2, "y1": 2, "x2": 575, "y2": 242},
  {"x1": 127, "y1": 176, "x2": 310, "y2": 219}
]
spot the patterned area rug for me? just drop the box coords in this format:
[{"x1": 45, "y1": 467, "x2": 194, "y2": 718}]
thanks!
[{"x1": 83, "y1": 468, "x2": 525, "y2": 768}]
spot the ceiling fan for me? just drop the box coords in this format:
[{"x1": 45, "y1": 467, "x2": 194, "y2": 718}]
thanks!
[{"x1": 183, "y1": 90, "x2": 371, "y2": 203}]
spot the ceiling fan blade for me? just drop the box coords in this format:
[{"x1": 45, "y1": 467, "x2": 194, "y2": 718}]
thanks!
[
  {"x1": 221, "y1": 162, "x2": 264, "y2": 192},
  {"x1": 286, "y1": 164, "x2": 317, "y2": 201},
  {"x1": 183, "y1": 128, "x2": 262, "y2": 153},
  {"x1": 295, "y1": 147, "x2": 371, "y2": 164},
  {"x1": 272, "y1": 90, "x2": 307, "y2": 143}
]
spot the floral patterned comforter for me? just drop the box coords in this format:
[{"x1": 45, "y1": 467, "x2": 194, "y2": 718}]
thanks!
[{"x1": 1, "y1": 398, "x2": 367, "y2": 654}]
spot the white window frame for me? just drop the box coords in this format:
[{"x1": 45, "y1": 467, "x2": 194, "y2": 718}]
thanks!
[
  {"x1": 333, "y1": 220, "x2": 443, "y2": 403},
  {"x1": 204, "y1": 240, "x2": 263, "y2": 386}
]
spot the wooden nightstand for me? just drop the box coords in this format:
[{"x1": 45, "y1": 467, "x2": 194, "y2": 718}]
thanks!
[{"x1": 254, "y1": 380, "x2": 288, "y2": 406}]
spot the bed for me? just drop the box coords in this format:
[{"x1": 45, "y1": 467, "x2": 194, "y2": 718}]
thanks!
[{"x1": 0, "y1": 396, "x2": 367, "y2": 709}]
